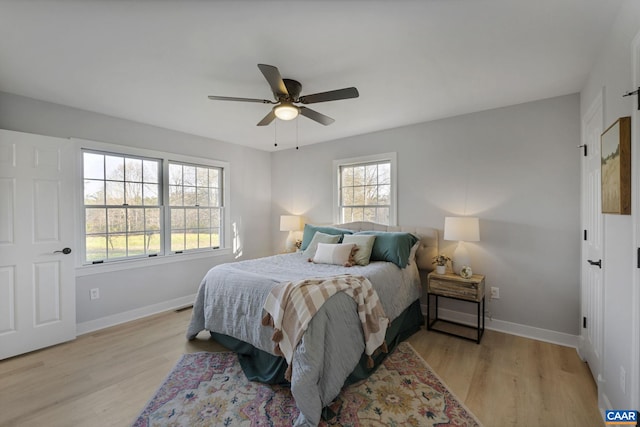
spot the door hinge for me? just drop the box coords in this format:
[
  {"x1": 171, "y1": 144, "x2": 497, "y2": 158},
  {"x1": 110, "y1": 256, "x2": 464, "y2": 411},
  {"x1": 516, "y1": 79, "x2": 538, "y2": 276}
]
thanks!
[
  {"x1": 587, "y1": 259, "x2": 602, "y2": 268},
  {"x1": 583, "y1": 317, "x2": 587, "y2": 328},
  {"x1": 637, "y1": 248, "x2": 640, "y2": 269},
  {"x1": 623, "y1": 87, "x2": 640, "y2": 110},
  {"x1": 583, "y1": 230, "x2": 587, "y2": 241},
  {"x1": 578, "y1": 144, "x2": 587, "y2": 156}
]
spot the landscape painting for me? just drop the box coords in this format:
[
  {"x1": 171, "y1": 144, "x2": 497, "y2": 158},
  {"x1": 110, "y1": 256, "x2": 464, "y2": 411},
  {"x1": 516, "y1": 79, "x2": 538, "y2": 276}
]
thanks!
[{"x1": 601, "y1": 116, "x2": 631, "y2": 214}]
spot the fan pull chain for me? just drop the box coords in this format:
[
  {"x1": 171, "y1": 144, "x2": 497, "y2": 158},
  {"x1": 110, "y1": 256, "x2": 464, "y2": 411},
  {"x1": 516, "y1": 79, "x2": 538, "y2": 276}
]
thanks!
[{"x1": 274, "y1": 119, "x2": 278, "y2": 147}]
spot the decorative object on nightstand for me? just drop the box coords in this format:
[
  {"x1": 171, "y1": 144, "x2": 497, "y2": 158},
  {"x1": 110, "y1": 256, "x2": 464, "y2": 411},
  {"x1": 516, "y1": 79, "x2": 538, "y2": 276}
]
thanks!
[
  {"x1": 432, "y1": 254, "x2": 451, "y2": 275},
  {"x1": 280, "y1": 215, "x2": 302, "y2": 253},
  {"x1": 426, "y1": 271, "x2": 486, "y2": 343},
  {"x1": 460, "y1": 265, "x2": 473, "y2": 279},
  {"x1": 443, "y1": 216, "x2": 479, "y2": 275}
]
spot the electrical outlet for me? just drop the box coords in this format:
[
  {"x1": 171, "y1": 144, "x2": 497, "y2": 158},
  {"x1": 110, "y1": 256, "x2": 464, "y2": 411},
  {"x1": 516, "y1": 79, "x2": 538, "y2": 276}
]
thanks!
[
  {"x1": 490, "y1": 287, "x2": 500, "y2": 299},
  {"x1": 90, "y1": 288, "x2": 100, "y2": 300},
  {"x1": 620, "y1": 366, "x2": 626, "y2": 393}
]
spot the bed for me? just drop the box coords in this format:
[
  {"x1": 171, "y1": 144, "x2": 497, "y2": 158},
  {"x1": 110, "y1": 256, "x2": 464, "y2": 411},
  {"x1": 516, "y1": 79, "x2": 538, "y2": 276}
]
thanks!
[{"x1": 186, "y1": 221, "x2": 437, "y2": 426}]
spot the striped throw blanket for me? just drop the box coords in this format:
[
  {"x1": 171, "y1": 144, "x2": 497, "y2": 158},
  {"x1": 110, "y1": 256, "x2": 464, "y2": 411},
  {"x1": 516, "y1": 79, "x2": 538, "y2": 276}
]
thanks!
[{"x1": 262, "y1": 274, "x2": 389, "y2": 381}]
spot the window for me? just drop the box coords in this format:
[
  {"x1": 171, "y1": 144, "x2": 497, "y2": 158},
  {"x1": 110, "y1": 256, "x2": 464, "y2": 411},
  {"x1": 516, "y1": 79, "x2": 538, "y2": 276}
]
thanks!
[
  {"x1": 82, "y1": 147, "x2": 228, "y2": 265},
  {"x1": 83, "y1": 151, "x2": 162, "y2": 262},
  {"x1": 168, "y1": 162, "x2": 223, "y2": 252},
  {"x1": 334, "y1": 153, "x2": 397, "y2": 226}
]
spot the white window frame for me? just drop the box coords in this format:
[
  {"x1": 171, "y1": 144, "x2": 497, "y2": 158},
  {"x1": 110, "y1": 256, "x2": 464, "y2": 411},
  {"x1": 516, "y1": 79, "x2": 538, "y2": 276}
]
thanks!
[
  {"x1": 333, "y1": 152, "x2": 397, "y2": 226},
  {"x1": 75, "y1": 138, "x2": 231, "y2": 275},
  {"x1": 167, "y1": 160, "x2": 224, "y2": 254},
  {"x1": 81, "y1": 149, "x2": 164, "y2": 263}
]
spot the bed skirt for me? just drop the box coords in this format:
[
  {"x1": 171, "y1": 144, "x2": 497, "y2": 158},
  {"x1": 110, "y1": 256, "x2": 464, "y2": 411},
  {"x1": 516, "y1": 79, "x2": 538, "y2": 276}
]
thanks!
[{"x1": 210, "y1": 299, "x2": 424, "y2": 386}]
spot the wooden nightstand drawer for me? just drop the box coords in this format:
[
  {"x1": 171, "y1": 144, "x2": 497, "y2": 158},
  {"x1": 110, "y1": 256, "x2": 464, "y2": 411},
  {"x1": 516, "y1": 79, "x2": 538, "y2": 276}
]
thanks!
[{"x1": 427, "y1": 273, "x2": 485, "y2": 302}]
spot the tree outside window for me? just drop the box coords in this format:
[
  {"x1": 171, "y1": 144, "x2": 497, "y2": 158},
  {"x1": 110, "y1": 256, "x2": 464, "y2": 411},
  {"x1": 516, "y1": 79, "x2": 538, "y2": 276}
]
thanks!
[
  {"x1": 339, "y1": 160, "x2": 391, "y2": 225},
  {"x1": 83, "y1": 151, "x2": 161, "y2": 262}
]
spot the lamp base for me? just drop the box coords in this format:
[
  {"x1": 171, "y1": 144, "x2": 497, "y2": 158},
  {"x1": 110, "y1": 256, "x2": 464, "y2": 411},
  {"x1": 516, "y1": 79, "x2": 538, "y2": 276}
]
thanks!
[
  {"x1": 284, "y1": 231, "x2": 301, "y2": 253},
  {"x1": 452, "y1": 241, "x2": 471, "y2": 275}
]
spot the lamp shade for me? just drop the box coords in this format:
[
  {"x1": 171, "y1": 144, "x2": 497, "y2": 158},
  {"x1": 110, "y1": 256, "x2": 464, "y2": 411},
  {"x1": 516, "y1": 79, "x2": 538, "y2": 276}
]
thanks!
[
  {"x1": 280, "y1": 215, "x2": 301, "y2": 232},
  {"x1": 443, "y1": 217, "x2": 480, "y2": 242}
]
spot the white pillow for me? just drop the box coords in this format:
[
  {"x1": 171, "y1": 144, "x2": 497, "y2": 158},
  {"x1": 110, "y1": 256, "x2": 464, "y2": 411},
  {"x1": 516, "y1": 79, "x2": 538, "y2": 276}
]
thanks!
[
  {"x1": 311, "y1": 243, "x2": 356, "y2": 266},
  {"x1": 302, "y1": 232, "x2": 341, "y2": 258},
  {"x1": 342, "y1": 234, "x2": 376, "y2": 266}
]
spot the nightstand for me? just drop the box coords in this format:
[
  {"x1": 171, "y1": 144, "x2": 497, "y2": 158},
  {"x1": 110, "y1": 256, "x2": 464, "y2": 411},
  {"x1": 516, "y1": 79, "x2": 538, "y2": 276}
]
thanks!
[{"x1": 426, "y1": 271, "x2": 485, "y2": 344}]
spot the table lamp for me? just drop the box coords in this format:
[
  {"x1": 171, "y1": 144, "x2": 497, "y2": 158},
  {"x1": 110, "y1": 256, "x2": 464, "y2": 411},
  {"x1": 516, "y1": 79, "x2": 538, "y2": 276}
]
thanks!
[
  {"x1": 280, "y1": 215, "x2": 302, "y2": 253},
  {"x1": 444, "y1": 216, "x2": 480, "y2": 275}
]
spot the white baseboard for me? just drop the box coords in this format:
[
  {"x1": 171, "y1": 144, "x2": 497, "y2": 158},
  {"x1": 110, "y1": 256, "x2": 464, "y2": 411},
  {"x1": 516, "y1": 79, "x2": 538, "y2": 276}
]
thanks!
[
  {"x1": 421, "y1": 304, "x2": 579, "y2": 349},
  {"x1": 77, "y1": 298, "x2": 578, "y2": 347},
  {"x1": 599, "y1": 385, "x2": 611, "y2": 421},
  {"x1": 76, "y1": 294, "x2": 196, "y2": 335}
]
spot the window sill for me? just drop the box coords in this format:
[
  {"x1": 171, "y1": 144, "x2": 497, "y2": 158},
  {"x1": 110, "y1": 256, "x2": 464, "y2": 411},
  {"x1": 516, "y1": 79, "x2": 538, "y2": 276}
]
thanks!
[{"x1": 75, "y1": 247, "x2": 233, "y2": 277}]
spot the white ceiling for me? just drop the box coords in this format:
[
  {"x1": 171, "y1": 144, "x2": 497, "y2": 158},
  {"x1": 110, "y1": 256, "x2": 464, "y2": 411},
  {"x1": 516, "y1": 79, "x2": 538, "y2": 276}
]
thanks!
[{"x1": 0, "y1": 0, "x2": 623, "y2": 151}]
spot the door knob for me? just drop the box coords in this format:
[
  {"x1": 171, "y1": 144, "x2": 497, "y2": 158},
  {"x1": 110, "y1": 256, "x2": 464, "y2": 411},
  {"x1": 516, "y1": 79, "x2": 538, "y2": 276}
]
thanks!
[
  {"x1": 54, "y1": 247, "x2": 72, "y2": 255},
  {"x1": 587, "y1": 259, "x2": 601, "y2": 268}
]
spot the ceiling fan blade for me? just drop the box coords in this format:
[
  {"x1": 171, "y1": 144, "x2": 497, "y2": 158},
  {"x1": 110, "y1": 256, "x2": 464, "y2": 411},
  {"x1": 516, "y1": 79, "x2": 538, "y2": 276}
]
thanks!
[
  {"x1": 298, "y1": 87, "x2": 359, "y2": 104},
  {"x1": 257, "y1": 109, "x2": 277, "y2": 126},
  {"x1": 257, "y1": 64, "x2": 289, "y2": 98},
  {"x1": 299, "y1": 106, "x2": 335, "y2": 126},
  {"x1": 208, "y1": 95, "x2": 275, "y2": 104}
]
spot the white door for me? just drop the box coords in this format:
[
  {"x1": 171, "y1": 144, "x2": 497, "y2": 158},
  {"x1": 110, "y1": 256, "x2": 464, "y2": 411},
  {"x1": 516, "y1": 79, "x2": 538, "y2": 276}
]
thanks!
[
  {"x1": 0, "y1": 129, "x2": 76, "y2": 360},
  {"x1": 631, "y1": 33, "x2": 640, "y2": 411},
  {"x1": 579, "y1": 92, "x2": 604, "y2": 387}
]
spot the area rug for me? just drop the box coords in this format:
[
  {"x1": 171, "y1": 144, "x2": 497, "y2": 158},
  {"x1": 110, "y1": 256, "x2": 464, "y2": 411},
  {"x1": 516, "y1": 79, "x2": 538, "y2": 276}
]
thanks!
[{"x1": 133, "y1": 342, "x2": 482, "y2": 426}]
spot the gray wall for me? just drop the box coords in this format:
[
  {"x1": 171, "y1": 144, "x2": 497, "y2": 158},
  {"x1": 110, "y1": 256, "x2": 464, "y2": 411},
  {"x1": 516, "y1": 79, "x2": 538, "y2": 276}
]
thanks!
[
  {"x1": 580, "y1": 0, "x2": 640, "y2": 411},
  {"x1": 272, "y1": 94, "x2": 581, "y2": 335},
  {"x1": 0, "y1": 91, "x2": 272, "y2": 325},
  {"x1": 0, "y1": 90, "x2": 583, "y2": 337}
]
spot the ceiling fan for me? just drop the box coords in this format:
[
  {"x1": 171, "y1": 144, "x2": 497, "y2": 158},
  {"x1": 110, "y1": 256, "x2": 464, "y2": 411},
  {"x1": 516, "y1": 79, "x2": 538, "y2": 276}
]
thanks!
[{"x1": 208, "y1": 64, "x2": 359, "y2": 126}]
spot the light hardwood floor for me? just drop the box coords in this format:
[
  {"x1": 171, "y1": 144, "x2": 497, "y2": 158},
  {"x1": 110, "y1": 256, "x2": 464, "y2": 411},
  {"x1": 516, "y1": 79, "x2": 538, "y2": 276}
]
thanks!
[{"x1": 0, "y1": 308, "x2": 602, "y2": 427}]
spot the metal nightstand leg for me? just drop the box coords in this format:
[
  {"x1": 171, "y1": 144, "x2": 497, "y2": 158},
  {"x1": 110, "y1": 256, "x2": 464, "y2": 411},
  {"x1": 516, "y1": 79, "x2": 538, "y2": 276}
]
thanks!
[
  {"x1": 426, "y1": 293, "x2": 441, "y2": 331},
  {"x1": 477, "y1": 296, "x2": 484, "y2": 343},
  {"x1": 426, "y1": 293, "x2": 485, "y2": 344}
]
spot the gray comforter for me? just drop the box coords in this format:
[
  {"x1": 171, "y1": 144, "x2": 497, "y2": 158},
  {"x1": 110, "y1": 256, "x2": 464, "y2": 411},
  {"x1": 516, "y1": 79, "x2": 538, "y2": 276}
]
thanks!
[{"x1": 186, "y1": 252, "x2": 421, "y2": 426}]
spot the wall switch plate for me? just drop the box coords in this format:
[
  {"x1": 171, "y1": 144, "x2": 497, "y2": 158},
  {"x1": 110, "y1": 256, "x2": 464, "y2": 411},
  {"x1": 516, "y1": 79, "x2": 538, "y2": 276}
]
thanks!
[
  {"x1": 90, "y1": 288, "x2": 100, "y2": 300},
  {"x1": 620, "y1": 366, "x2": 626, "y2": 393},
  {"x1": 490, "y1": 287, "x2": 500, "y2": 299}
]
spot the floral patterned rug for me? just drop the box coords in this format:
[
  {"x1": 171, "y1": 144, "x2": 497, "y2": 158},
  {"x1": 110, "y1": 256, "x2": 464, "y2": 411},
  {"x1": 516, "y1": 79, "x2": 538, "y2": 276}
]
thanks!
[{"x1": 133, "y1": 342, "x2": 482, "y2": 426}]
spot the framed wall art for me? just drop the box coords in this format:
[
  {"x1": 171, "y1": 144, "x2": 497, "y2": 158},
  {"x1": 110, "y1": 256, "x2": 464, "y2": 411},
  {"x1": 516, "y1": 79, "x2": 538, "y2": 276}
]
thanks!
[{"x1": 601, "y1": 116, "x2": 631, "y2": 214}]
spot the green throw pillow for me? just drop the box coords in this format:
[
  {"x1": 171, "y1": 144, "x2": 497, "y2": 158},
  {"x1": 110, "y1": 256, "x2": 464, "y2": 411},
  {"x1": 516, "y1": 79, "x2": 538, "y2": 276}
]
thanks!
[
  {"x1": 342, "y1": 234, "x2": 376, "y2": 266},
  {"x1": 302, "y1": 232, "x2": 341, "y2": 258},
  {"x1": 354, "y1": 231, "x2": 419, "y2": 268},
  {"x1": 300, "y1": 224, "x2": 353, "y2": 251}
]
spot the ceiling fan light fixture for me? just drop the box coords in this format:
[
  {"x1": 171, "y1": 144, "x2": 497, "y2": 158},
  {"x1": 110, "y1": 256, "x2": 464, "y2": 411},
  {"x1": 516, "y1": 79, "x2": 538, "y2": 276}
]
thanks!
[
  {"x1": 208, "y1": 64, "x2": 358, "y2": 126},
  {"x1": 274, "y1": 103, "x2": 299, "y2": 120}
]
